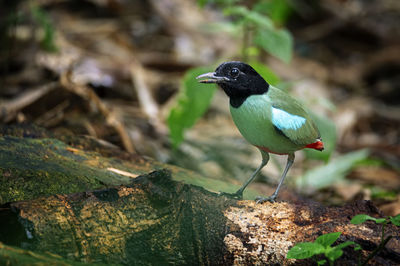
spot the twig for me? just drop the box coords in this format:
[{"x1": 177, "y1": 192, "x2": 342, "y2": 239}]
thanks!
[
  {"x1": 35, "y1": 100, "x2": 69, "y2": 127},
  {"x1": 129, "y1": 60, "x2": 167, "y2": 134},
  {"x1": 0, "y1": 82, "x2": 58, "y2": 122},
  {"x1": 60, "y1": 70, "x2": 136, "y2": 153},
  {"x1": 129, "y1": 63, "x2": 159, "y2": 126}
]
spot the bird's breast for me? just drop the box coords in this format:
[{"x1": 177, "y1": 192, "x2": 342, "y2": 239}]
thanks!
[{"x1": 229, "y1": 94, "x2": 301, "y2": 154}]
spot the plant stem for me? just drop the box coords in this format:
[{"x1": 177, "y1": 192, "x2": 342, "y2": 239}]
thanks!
[
  {"x1": 361, "y1": 235, "x2": 392, "y2": 266},
  {"x1": 241, "y1": 24, "x2": 250, "y2": 62}
]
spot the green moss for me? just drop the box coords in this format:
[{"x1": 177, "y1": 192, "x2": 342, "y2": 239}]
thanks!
[
  {"x1": 0, "y1": 242, "x2": 90, "y2": 265},
  {"x1": 0, "y1": 136, "x2": 145, "y2": 204}
]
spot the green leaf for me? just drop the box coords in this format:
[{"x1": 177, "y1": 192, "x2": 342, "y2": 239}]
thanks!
[
  {"x1": 197, "y1": 0, "x2": 208, "y2": 7},
  {"x1": 31, "y1": 6, "x2": 57, "y2": 52},
  {"x1": 201, "y1": 22, "x2": 242, "y2": 36},
  {"x1": 248, "y1": 61, "x2": 280, "y2": 86},
  {"x1": 370, "y1": 187, "x2": 397, "y2": 200},
  {"x1": 327, "y1": 241, "x2": 360, "y2": 262},
  {"x1": 315, "y1": 232, "x2": 341, "y2": 248},
  {"x1": 335, "y1": 241, "x2": 357, "y2": 250},
  {"x1": 167, "y1": 66, "x2": 216, "y2": 148},
  {"x1": 350, "y1": 214, "x2": 371, "y2": 224},
  {"x1": 355, "y1": 158, "x2": 384, "y2": 167},
  {"x1": 245, "y1": 46, "x2": 261, "y2": 58},
  {"x1": 255, "y1": 27, "x2": 293, "y2": 63},
  {"x1": 317, "y1": 259, "x2": 327, "y2": 265},
  {"x1": 286, "y1": 242, "x2": 324, "y2": 259},
  {"x1": 220, "y1": 6, "x2": 293, "y2": 63},
  {"x1": 350, "y1": 214, "x2": 386, "y2": 225},
  {"x1": 390, "y1": 214, "x2": 400, "y2": 226},
  {"x1": 224, "y1": 6, "x2": 274, "y2": 29},
  {"x1": 297, "y1": 149, "x2": 369, "y2": 191},
  {"x1": 253, "y1": 0, "x2": 293, "y2": 25},
  {"x1": 326, "y1": 247, "x2": 343, "y2": 262},
  {"x1": 303, "y1": 112, "x2": 336, "y2": 162}
]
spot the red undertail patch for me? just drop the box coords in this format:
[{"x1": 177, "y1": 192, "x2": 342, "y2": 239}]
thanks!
[{"x1": 305, "y1": 140, "x2": 324, "y2": 151}]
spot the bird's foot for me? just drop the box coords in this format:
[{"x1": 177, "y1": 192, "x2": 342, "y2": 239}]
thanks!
[
  {"x1": 218, "y1": 191, "x2": 243, "y2": 200},
  {"x1": 255, "y1": 195, "x2": 276, "y2": 204}
]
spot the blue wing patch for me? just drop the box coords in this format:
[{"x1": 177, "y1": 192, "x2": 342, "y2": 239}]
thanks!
[{"x1": 271, "y1": 107, "x2": 306, "y2": 131}]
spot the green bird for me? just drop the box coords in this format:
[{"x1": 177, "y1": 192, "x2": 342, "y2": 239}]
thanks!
[{"x1": 196, "y1": 61, "x2": 324, "y2": 203}]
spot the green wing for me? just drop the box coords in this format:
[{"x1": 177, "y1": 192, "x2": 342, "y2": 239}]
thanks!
[{"x1": 268, "y1": 86, "x2": 320, "y2": 146}]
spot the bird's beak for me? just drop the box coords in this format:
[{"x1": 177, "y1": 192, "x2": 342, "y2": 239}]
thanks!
[{"x1": 196, "y1": 72, "x2": 229, "y2": 83}]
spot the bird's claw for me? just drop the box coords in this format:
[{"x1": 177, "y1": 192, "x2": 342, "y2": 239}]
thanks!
[
  {"x1": 218, "y1": 191, "x2": 243, "y2": 200},
  {"x1": 255, "y1": 196, "x2": 276, "y2": 204}
]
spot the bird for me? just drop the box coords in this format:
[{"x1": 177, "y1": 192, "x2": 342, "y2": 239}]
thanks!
[{"x1": 196, "y1": 61, "x2": 324, "y2": 203}]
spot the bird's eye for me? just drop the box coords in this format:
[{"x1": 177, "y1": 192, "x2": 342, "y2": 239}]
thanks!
[{"x1": 230, "y1": 68, "x2": 239, "y2": 78}]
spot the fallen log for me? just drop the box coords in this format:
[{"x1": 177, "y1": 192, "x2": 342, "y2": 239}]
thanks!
[{"x1": 1, "y1": 169, "x2": 399, "y2": 265}]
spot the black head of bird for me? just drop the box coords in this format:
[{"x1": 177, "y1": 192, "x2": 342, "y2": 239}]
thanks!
[{"x1": 197, "y1": 61, "x2": 269, "y2": 102}]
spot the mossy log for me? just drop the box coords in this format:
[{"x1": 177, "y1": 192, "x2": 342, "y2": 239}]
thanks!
[
  {"x1": 0, "y1": 125, "x2": 400, "y2": 265},
  {"x1": 1, "y1": 170, "x2": 400, "y2": 265},
  {"x1": 0, "y1": 242, "x2": 85, "y2": 266}
]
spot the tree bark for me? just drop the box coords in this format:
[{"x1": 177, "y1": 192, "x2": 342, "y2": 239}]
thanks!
[{"x1": 1, "y1": 169, "x2": 399, "y2": 265}]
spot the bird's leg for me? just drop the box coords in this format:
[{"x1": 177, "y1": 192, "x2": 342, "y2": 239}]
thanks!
[
  {"x1": 219, "y1": 150, "x2": 269, "y2": 199},
  {"x1": 256, "y1": 153, "x2": 295, "y2": 203}
]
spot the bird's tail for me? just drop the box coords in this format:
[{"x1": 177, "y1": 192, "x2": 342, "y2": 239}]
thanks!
[{"x1": 305, "y1": 139, "x2": 324, "y2": 151}]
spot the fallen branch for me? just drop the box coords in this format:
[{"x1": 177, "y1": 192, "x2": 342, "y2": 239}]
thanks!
[
  {"x1": 0, "y1": 82, "x2": 58, "y2": 122},
  {"x1": 129, "y1": 60, "x2": 166, "y2": 134},
  {"x1": 60, "y1": 70, "x2": 135, "y2": 153}
]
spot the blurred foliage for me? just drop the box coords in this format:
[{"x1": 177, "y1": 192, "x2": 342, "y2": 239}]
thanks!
[
  {"x1": 253, "y1": 25, "x2": 292, "y2": 63},
  {"x1": 297, "y1": 149, "x2": 369, "y2": 191},
  {"x1": 198, "y1": 0, "x2": 293, "y2": 62},
  {"x1": 248, "y1": 60, "x2": 280, "y2": 85},
  {"x1": 370, "y1": 187, "x2": 397, "y2": 201},
  {"x1": 31, "y1": 5, "x2": 57, "y2": 52},
  {"x1": 253, "y1": 0, "x2": 293, "y2": 25},
  {"x1": 0, "y1": 4, "x2": 57, "y2": 53},
  {"x1": 168, "y1": 66, "x2": 216, "y2": 148},
  {"x1": 222, "y1": 5, "x2": 292, "y2": 62}
]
